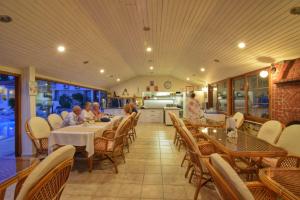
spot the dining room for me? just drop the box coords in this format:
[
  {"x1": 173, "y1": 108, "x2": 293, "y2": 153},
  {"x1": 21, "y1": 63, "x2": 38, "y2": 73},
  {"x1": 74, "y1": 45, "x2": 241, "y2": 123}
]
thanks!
[{"x1": 0, "y1": 0, "x2": 300, "y2": 200}]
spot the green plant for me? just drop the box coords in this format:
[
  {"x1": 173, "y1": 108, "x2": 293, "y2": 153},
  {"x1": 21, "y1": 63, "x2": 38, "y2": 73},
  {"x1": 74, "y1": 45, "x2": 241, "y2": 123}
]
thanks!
[{"x1": 59, "y1": 94, "x2": 72, "y2": 108}]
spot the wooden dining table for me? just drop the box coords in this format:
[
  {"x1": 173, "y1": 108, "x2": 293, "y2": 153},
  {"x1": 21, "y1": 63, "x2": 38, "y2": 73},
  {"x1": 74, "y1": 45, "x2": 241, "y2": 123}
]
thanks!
[
  {"x1": 259, "y1": 168, "x2": 300, "y2": 200},
  {"x1": 0, "y1": 157, "x2": 39, "y2": 200},
  {"x1": 201, "y1": 127, "x2": 287, "y2": 172}
]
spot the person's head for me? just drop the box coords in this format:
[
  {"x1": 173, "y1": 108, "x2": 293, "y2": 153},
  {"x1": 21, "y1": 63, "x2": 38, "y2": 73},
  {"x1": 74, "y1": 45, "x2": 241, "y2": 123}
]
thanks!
[
  {"x1": 123, "y1": 104, "x2": 132, "y2": 114},
  {"x1": 92, "y1": 102, "x2": 100, "y2": 111},
  {"x1": 85, "y1": 102, "x2": 92, "y2": 111},
  {"x1": 73, "y1": 106, "x2": 82, "y2": 116},
  {"x1": 190, "y1": 92, "x2": 196, "y2": 99}
]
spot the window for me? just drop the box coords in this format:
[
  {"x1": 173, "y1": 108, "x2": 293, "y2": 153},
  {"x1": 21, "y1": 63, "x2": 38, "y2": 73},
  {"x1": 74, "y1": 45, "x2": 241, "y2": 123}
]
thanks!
[
  {"x1": 247, "y1": 74, "x2": 269, "y2": 118},
  {"x1": 216, "y1": 81, "x2": 227, "y2": 112},
  {"x1": 0, "y1": 74, "x2": 18, "y2": 156},
  {"x1": 36, "y1": 80, "x2": 107, "y2": 118},
  {"x1": 233, "y1": 78, "x2": 246, "y2": 113}
]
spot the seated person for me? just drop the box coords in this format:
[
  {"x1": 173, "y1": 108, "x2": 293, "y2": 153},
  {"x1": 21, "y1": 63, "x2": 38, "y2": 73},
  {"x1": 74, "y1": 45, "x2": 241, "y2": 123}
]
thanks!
[
  {"x1": 92, "y1": 102, "x2": 104, "y2": 120},
  {"x1": 130, "y1": 102, "x2": 138, "y2": 113},
  {"x1": 63, "y1": 106, "x2": 84, "y2": 126},
  {"x1": 123, "y1": 104, "x2": 132, "y2": 116},
  {"x1": 80, "y1": 102, "x2": 95, "y2": 121}
]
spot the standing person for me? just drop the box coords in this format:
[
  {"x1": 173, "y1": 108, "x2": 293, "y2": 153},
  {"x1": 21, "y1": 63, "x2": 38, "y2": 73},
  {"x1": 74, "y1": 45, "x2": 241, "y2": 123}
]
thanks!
[
  {"x1": 80, "y1": 102, "x2": 95, "y2": 121},
  {"x1": 63, "y1": 106, "x2": 84, "y2": 126},
  {"x1": 92, "y1": 102, "x2": 104, "y2": 120},
  {"x1": 187, "y1": 92, "x2": 203, "y2": 124}
]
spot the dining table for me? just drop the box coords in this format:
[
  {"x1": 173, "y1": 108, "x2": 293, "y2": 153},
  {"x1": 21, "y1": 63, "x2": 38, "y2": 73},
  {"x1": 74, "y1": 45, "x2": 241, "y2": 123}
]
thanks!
[
  {"x1": 48, "y1": 116, "x2": 122, "y2": 172},
  {"x1": 259, "y1": 168, "x2": 300, "y2": 200},
  {"x1": 0, "y1": 157, "x2": 39, "y2": 200},
  {"x1": 201, "y1": 127, "x2": 287, "y2": 173}
]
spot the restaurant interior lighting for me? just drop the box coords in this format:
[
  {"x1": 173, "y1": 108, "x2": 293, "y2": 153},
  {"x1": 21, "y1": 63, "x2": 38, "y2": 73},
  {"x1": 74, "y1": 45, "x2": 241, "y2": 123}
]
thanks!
[
  {"x1": 99, "y1": 69, "x2": 105, "y2": 74},
  {"x1": 146, "y1": 47, "x2": 152, "y2": 52},
  {"x1": 238, "y1": 42, "x2": 246, "y2": 49},
  {"x1": 116, "y1": 78, "x2": 120, "y2": 82},
  {"x1": 57, "y1": 45, "x2": 65, "y2": 53},
  {"x1": 186, "y1": 77, "x2": 190, "y2": 81},
  {"x1": 200, "y1": 68, "x2": 205, "y2": 72},
  {"x1": 259, "y1": 70, "x2": 269, "y2": 78},
  {"x1": 149, "y1": 66, "x2": 154, "y2": 70}
]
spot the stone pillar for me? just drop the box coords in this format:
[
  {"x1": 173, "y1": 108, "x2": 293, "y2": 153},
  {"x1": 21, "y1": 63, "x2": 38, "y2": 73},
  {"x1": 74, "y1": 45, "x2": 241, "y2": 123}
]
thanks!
[{"x1": 21, "y1": 66, "x2": 36, "y2": 155}]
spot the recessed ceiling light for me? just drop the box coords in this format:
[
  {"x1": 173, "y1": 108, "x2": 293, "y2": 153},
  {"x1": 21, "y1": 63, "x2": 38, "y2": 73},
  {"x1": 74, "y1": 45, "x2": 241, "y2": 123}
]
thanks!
[
  {"x1": 146, "y1": 47, "x2": 152, "y2": 52},
  {"x1": 238, "y1": 42, "x2": 246, "y2": 49},
  {"x1": 0, "y1": 15, "x2": 12, "y2": 23},
  {"x1": 149, "y1": 66, "x2": 154, "y2": 70},
  {"x1": 259, "y1": 70, "x2": 269, "y2": 78},
  {"x1": 116, "y1": 78, "x2": 120, "y2": 82},
  {"x1": 186, "y1": 77, "x2": 190, "y2": 81},
  {"x1": 200, "y1": 68, "x2": 205, "y2": 72},
  {"x1": 100, "y1": 69, "x2": 105, "y2": 74},
  {"x1": 57, "y1": 45, "x2": 65, "y2": 53}
]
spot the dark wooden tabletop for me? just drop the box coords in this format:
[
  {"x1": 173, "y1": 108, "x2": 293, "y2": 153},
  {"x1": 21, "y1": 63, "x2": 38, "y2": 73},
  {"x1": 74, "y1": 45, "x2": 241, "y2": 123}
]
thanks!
[{"x1": 201, "y1": 128, "x2": 287, "y2": 157}]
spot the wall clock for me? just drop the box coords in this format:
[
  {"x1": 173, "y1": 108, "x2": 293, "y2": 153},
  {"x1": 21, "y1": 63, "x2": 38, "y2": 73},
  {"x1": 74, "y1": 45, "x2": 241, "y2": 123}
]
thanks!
[{"x1": 163, "y1": 81, "x2": 172, "y2": 89}]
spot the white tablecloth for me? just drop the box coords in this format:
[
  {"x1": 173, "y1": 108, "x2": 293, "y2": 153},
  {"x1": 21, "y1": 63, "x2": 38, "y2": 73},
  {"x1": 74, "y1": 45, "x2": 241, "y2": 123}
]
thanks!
[{"x1": 48, "y1": 116, "x2": 122, "y2": 157}]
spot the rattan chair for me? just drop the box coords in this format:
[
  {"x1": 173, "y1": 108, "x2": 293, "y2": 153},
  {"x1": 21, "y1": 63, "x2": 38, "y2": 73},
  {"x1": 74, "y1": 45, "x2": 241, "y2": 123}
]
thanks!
[
  {"x1": 60, "y1": 111, "x2": 69, "y2": 120},
  {"x1": 16, "y1": 145, "x2": 75, "y2": 200},
  {"x1": 129, "y1": 112, "x2": 141, "y2": 140},
  {"x1": 232, "y1": 112, "x2": 244, "y2": 129},
  {"x1": 262, "y1": 125, "x2": 300, "y2": 168},
  {"x1": 47, "y1": 113, "x2": 63, "y2": 130},
  {"x1": 257, "y1": 120, "x2": 283, "y2": 145},
  {"x1": 205, "y1": 153, "x2": 276, "y2": 200},
  {"x1": 94, "y1": 116, "x2": 132, "y2": 173},
  {"x1": 26, "y1": 117, "x2": 52, "y2": 158},
  {"x1": 174, "y1": 116, "x2": 213, "y2": 200},
  {"x1": 128, "y1": 112, "x2": 138, "y2": 141}
]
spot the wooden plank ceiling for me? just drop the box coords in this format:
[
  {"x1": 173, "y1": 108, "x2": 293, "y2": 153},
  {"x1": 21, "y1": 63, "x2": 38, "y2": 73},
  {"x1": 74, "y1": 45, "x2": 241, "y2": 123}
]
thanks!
[{"x1": 0, "y1": 0, "x2": 300, "y2": 88}]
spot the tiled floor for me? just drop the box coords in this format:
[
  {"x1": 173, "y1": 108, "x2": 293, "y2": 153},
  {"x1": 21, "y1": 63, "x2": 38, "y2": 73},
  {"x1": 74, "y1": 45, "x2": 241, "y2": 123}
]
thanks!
[
  {"x1": 61, "y1": 123, "x2": 219, "y2": 200},
  {"x1": 5, "y1": 123, "x2": 219, "y2": 200}
]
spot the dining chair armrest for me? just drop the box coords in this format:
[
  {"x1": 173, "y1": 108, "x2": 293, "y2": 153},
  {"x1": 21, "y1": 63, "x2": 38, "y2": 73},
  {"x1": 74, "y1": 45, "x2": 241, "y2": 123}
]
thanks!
[
  {"x1": 276, "y1": 155, "x2": 300, "y2": 168},
  {"x1": 94, "y1": 137, "x2": 114, "y2": 152},
  {"x1": 198, "y1": 141, "x2": 216, "y2": 155},
  {"x1": 246, "y1": 181, "x2": 276, "y2": 200},
  {"x1": 102, "y1": 130, "x2": 116, "y2": 139}
]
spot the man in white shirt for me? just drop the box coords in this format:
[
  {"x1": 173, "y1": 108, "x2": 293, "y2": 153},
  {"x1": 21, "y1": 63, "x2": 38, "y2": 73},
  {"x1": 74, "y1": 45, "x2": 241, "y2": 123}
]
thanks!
[
  {"x1": 80, "y1": 102, "x2": 95, "y2": 121},
  {"x1": 63, "y1": 106, "x2": 84, "y2": 126}
]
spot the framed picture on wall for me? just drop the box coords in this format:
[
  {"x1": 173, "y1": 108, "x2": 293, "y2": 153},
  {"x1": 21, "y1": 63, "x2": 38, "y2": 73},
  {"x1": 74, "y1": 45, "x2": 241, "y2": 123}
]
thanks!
[
  {"x1": 146, "y1": 86, "x2": 150, "y2": 91},
  {"x1": 150, "y1": 80, "x2": 154, "y2": 86},
  {"x1": 154, "y1": 85, "x2": 158, "y2": 91}
]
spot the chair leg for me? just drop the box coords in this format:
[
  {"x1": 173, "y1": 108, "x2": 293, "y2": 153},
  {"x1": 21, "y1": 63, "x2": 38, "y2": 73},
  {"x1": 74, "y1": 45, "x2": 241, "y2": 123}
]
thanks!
[
  {"x1": 133, "y1": 127, "x2": 137, "y2": 138},
  {"x1": 105, "y1": 155, "x2": 118, "y2": 173},
  {"x1": 189, "y1": 169, "x2": 194, "y2": 183},
  {"x1": 173, "y1": 131, "x2": 177, "y2": 144},
  {"x1": 194, "y1": 180, "x2": 202, "y2": 200},
  {"x1": 181, "y1": 153, "x2": 188, "y2": 167},
  {"x1": 185, "y1": 163, "x2": 192, "y2": 178}
]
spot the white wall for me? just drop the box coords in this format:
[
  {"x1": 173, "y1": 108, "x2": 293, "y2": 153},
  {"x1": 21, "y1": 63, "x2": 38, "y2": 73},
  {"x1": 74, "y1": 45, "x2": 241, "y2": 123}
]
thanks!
[{"x1": 109, "y1": 75, "x2": 199, "y2": 97}]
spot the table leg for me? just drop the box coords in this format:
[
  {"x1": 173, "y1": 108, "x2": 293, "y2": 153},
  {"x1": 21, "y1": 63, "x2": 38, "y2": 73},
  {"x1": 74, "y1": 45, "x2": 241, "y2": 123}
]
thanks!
[
  {"x1": 87, "y1": 155, "x2": 93, "y2": 172},
  {"x1": 0, "y1": 188, "x2": 6, "y2": 200}
]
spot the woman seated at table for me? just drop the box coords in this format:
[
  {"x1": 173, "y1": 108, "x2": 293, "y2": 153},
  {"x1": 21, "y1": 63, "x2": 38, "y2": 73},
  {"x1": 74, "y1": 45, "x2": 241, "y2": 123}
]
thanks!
[
  {"x1": 80, "y1": 102, "x2": 95, "y2": 121},
  {"x1": 92, "y1": 102, "x2": 104, "y2": 120},
  {"x1": 63, "y1": 106, "x2": 84, "y2": 126},
  {"x1": 123, "y1": 104, "x2": 132, "y2": 116}
]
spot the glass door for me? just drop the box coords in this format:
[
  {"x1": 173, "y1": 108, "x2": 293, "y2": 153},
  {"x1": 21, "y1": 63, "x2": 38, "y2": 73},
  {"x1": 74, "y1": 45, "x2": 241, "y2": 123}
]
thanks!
[{"x1": 0, "y1": 73, "x2": 19, "y2": 156}]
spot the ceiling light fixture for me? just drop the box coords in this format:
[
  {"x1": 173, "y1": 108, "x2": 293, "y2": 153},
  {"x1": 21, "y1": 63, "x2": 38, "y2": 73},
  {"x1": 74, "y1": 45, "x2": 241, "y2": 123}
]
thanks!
[
  {"x1": 57, "y1": 45, "x2": 65, "y2": 53},
  {"x1": 238, "y1": 42, "x2": 246, "y2": 49},
  {"x1": 149, "y1": 66, "x2": 154, "y2": 70},
  {"x1": 186, "y1": 77, "x2": 190, "y2": 81},
  {"x1": 100, "y1": 69, "x2": 105, "y2": 74},
  {"x1": 259, "y1": 70, "x2": 269, "y2": 78},
  {"x1": 146, "y1": 47, "x2": 152, "y2": 52},
  {"x1": 0, "y1": 15, "x2": 12, "y2": 23},
  {"x1": 116, "y1": 78, "x2": 120, "y2": 82},
  {"x1": 200, "y1": 68, "x2": 205, "y2": 72}
]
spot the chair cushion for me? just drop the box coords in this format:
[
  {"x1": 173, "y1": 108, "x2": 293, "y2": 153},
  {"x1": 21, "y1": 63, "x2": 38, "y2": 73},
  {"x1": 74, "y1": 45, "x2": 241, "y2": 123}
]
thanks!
[
  {"x1": 257, "y1": 120, "x2": 282, "y2": 144},
  {"x1": 28, "y1": 117, "x2": 51, "y2": 139},
  {"x1": 276, "y1": 125, "x2": 300, "y2": 156},
  {"x1": 16, "y1": 145, "x2": 75, "y2": 200},
  {"x1": 210, "y1": 153, "x2": 254, "y2": 200},
  {"x1": 233, "y1": 112, "x2": 244, "y2": 129},
  {"x1": 48, "y1": 114, "x2": 63, "y2": 130},
  {"x1": 61, "y1": 111, "x2": 69, "y2": 120}
]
